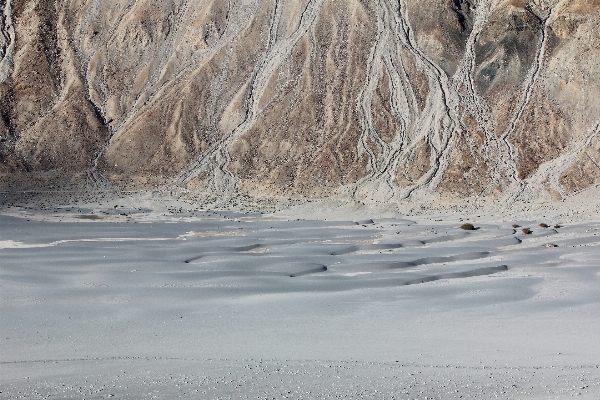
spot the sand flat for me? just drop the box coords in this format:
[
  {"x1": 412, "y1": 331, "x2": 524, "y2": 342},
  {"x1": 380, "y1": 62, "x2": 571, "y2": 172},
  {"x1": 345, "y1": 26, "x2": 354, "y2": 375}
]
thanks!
[{"x1": 1, "y1": 212, "x2": 600, "y2": 398}]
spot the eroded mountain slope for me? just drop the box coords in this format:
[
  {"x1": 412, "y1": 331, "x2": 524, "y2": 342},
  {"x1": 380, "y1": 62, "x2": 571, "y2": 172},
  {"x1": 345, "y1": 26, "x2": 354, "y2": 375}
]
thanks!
[{"x1": 0, "y1": 0, "x2": 599, "y2": 206}]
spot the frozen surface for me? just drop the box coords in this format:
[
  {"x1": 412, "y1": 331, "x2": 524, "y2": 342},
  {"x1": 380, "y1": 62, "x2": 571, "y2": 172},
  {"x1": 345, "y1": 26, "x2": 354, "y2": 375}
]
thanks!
[{"x1": 1, "y1": 210, "x2": 600, "y2": 398}]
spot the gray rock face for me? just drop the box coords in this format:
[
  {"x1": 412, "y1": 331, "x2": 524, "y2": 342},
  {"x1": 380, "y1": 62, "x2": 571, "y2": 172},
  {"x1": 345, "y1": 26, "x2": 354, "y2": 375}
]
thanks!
[{"x1": 1, "y1": 0, "x2": 599, "y2": 205}]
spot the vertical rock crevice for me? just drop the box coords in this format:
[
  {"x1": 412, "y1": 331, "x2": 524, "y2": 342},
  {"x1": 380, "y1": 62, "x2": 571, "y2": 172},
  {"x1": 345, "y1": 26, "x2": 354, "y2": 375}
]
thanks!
[
  {"x1": 0, "y1": 0, "x2": 15, "y2": 84},
  {"x1": 178, "y1": 0, "x2": 326, "y2": 199}
]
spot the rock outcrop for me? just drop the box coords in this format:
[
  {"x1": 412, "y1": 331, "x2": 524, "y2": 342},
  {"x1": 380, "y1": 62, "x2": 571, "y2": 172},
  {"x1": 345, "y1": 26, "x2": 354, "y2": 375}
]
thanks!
[{"x1": 1, "y1": 0, "x2": 599, "y2": 206}]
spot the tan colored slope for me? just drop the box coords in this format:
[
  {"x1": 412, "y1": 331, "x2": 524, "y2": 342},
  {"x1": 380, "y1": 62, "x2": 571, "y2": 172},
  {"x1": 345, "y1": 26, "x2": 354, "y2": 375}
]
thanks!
[
  {"x1": 0, "y1": 0, "x2": 599, "y2": 207},
  {"x1": 0, "y1": 0, "x2": 108, "y2": 189}
]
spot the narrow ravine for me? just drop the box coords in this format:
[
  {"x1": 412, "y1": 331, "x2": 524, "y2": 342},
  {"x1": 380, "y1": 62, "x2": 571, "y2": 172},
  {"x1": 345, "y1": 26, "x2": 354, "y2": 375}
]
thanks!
[
  {"x1": 177, "y1": 0, "x2": 325, "y2": 198},
  {"x1": 352, "y1": 0, "x2": 459, "y2": 202},
  {"x1": 523, "y1": 118, "x2": 600, "y2": 201},
  {"x1": 386, "y1": 0, "x2": 460, "y2": 199},
  {"x1": 353, "y1": 0, "x2": 393, "y2": 201},
  {"x1": 494, "y1": 4, "x2": 561, "y2": 204},
  {"x1": 0, "y1": 0, "x2": 15, "y2": 84},
  {"x1": 450, "y1": 0, "x2": 500, "y2": 198}
]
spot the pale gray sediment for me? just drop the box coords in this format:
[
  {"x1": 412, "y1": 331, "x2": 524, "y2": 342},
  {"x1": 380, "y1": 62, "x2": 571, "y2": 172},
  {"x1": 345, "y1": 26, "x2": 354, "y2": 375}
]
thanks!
[{"x1": 2, "y1": 211, "x2": 600, "y2": 398}]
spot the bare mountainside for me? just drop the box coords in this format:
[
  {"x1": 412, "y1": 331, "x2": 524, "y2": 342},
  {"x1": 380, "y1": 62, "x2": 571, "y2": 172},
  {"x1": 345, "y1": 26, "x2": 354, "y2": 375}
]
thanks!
[{"x1": 1, "y1": 0, "x2": 599, "y2": 207}]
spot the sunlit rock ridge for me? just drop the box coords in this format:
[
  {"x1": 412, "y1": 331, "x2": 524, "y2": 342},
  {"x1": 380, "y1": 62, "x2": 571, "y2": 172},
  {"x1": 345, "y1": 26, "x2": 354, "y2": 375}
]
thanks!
[{"x1": 1, "y1": 0, "x2": 599, "y2": 206}]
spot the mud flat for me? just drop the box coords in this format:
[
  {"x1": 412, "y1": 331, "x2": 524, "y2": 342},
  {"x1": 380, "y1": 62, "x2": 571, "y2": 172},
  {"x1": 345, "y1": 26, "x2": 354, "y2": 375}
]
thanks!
[{"x1": 1, "y1": 209, "x2": 600, "y2": 398}]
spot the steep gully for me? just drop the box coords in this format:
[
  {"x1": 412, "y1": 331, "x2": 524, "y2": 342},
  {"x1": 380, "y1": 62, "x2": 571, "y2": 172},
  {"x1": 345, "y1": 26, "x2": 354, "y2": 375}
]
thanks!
[
  {"x1": 81, "y1": 0, "x2": 240, "y2": 190},
  {"x1": 494, "y1": 1, "x2": 600, "y2": 205},
  {"x1": 80, "y1": 0, "x2": 138, "y2": 190},
  {"x1": 353, "y1": 0, "x2": 470, "y2": 202},
  {"x1": 0, "y1": 0, "x2": 15, "y2": 85},
  {"x1": 493, "y1": 2, "x2": 558, "y2": 205},
  {"x1": 175, "y1": 0, "x2": 326, "y2": 198},
  {"x1": 452, "y1": 0, "x2": 497, "y2": 198}
]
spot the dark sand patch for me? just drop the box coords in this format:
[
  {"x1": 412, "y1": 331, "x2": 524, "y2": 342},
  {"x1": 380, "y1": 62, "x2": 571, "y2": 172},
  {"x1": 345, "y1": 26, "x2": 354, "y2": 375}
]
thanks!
[
  {"x1": 75, "y1": 215, "x2": 101, "y2": 220},
  {"x1": 184, "y1": 244, "x2": 267, "y2": 263},
  {"x1": 386, "y1": 252, "x2": 491, "y2": 269},
  {"x1": 289, "y1": 265, "x2": 328, "y2": 277},
  {"x1": 331, "y1": 244, "x2": 403, "y2": 255},
  {"x1": 405, "y1": 265, "x2": 508, "y2": 285}
]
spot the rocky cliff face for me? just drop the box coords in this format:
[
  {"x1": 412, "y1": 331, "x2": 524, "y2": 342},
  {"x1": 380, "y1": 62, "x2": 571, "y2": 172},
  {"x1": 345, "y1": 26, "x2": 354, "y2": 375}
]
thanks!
[{"x1": 1, "y1": 0, "x2": 599, "y2": 206}]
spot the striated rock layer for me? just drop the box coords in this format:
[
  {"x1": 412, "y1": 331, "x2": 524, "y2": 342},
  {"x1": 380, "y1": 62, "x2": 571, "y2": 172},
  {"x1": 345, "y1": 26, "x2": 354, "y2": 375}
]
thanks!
[{"x1": 1, "y1": 0, "x2": 599, "y2": 206}]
